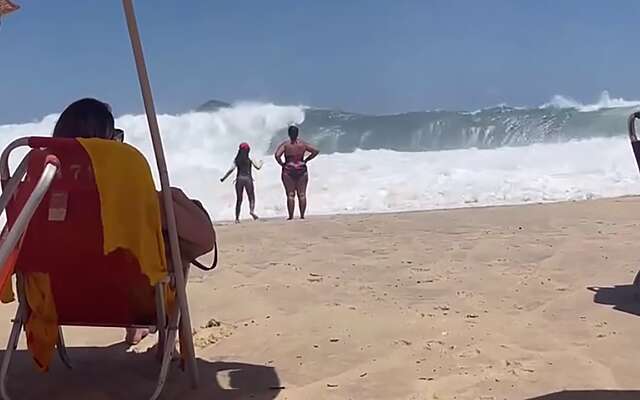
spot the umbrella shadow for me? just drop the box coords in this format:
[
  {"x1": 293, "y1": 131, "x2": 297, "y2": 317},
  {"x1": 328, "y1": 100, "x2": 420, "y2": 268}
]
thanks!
[
  {"x1": 526, "y1": 390, "x2": 640, "y2": 399},
  {"x1": 2, "y1": 342, "x2": 281, "y2": 399}
]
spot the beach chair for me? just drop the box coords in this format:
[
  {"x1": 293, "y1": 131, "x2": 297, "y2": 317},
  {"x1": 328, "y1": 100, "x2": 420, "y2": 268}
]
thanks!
[{"x1": 0, "y1": 137, "x2": 197, "y2": 400}]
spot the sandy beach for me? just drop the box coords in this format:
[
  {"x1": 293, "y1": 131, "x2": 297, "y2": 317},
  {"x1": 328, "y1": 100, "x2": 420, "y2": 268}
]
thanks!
[{"x1": 2, "y1": 197, "x2": 640, "y2": 399}]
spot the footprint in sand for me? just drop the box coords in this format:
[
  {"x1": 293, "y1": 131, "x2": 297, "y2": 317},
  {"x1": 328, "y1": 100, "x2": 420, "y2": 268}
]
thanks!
[
  {"x1": 502, "y1": 359, "x2": 537, "y2": 376},
  {"x1": 457, "y1": 347, "x2": 481, "y2": 359},
  {"x1": 594, "y1": 321, "x2": 617, "y2": 339},
  {"x1": 193, "y1": 318, "x2": 237, "y2": 349}
]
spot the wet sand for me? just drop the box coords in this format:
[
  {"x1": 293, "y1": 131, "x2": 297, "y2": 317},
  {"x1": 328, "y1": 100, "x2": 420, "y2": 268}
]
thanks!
[{"x1": 2, "y1": 197, "x2": 640, "y2": 399}]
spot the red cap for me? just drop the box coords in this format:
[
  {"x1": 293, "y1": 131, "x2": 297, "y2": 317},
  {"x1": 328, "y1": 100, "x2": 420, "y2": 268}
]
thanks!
[{"x1": 239, "y1": 142, "x2": 250, "y2": 150}]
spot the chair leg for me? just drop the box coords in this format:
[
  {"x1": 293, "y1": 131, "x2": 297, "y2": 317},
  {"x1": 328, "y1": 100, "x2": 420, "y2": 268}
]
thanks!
[
  {"x1": 178, "y1": 313, "x2": 199, "y2": 388},
  {"x1": 178, "y1": 262, "x2": 199, "y2": 388},
  {"x1": 56, "y1": 327, "x2": 72, "y2": 370},
  {"x1": 0, "y1": 304, "x2": 25, "y2": 400},
  {"x1": 154, "y1": 284, "x2": 167, "y2": 361},
  {"x1": 149, "y1": 313, "x2": 179, "y2": 400}
]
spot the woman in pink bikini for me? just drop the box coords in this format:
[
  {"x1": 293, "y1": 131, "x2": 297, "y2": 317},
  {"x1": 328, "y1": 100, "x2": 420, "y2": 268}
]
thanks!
[{"x1": 274, "y1": 126, "x2": 319, "y2": 220}]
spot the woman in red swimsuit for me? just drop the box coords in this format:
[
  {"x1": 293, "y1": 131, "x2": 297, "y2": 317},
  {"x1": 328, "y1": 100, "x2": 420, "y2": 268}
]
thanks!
[{"x1": 274, "y1": 126, "x2": 319, "y2": 220}]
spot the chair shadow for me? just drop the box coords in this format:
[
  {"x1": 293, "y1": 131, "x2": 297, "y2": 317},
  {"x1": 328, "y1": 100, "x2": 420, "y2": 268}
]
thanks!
[
  {"x1": 2, "y1": 342, "x2": 281, "y2": 399},
  {"x1": 527, "y1": 390, "x2": 640, "y2": 399},
  {"x1": 588, "y1": 280, "x2": 640, "y2": 317}
]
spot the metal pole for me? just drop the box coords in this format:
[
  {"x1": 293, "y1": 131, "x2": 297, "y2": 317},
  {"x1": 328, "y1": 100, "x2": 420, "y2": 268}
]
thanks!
[{"x1": 121, "y1": 0, "x2": 198, "y2": 387}]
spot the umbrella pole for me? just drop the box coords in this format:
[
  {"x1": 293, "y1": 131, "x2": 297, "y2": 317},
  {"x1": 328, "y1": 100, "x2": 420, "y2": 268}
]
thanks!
[{"x1": 121, "y1": 0, "x2": 199, "y2": 388}]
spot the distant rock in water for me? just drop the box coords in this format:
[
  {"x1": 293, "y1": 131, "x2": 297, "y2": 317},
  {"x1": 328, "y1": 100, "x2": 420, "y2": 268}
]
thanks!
[{"x1": 196, "y1": 100, "x2": 231, "y2": 112}]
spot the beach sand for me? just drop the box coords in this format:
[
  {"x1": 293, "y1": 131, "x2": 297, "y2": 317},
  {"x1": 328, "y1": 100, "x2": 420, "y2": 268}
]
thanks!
[{"x1": 2, "y1": 197, "x2": 640, "y2": 399}]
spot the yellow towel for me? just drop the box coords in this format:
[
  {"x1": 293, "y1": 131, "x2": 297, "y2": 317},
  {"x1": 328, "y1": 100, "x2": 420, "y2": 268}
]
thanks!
[
  {"x1": 0, "y1": 283, "x2": 13, "y2": 303},
  {"x1": 25, "y1": 273, "x2": 58, "y2": 371},
  {"x1": 0, "y1": 249, "x2": 16, "y2": 304},
  {"x1": 78, "y1": 138, "x2": 168, "y2": 286}
]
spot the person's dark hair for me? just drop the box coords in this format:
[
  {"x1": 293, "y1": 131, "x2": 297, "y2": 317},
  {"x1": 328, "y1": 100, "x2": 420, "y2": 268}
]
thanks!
[
  {"x1": 53, "y1": 98, "x2": 115, "y2": 139},
  {"x1": 234, "y1": 147, "x2": 250, "y2": 167},
  {"x1": 288, "y1": 125, "x2": 299, "y2": 140}
]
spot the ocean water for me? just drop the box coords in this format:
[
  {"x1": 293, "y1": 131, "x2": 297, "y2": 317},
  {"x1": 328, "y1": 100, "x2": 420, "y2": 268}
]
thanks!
[{"x1": 1, "y1": 93, "x2": 639, "y2": 221}]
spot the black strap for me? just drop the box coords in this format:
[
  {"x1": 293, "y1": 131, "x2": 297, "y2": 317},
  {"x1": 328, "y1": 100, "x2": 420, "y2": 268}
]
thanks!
[
  {"x1": 185, "y1": 198, "x2": 218, "y2": 271},
  {"x1": 180, "y1": 199, "x2": 218, "y2": 271},
  {"x1": 191, "y1": 242, "x2": 218, "y2": 271}
]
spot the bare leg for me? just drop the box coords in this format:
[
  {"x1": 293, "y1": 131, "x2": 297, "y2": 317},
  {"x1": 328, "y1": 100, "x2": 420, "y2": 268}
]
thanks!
[
  {"x1": 125, "y1": 327, "x2": 149, "y2": 345},
  {"x1": 282, "y1": 172, "x2": 296, "y2": 220},
  {"x1": 246, "y1": 180, "x2": 258, "y2": 220},
  {"x1": 234, "y1": 179, "x2": 244, "y2": 223},
  {"x1": 296, "y1": 173, "x2": 309, "y2": 219}
]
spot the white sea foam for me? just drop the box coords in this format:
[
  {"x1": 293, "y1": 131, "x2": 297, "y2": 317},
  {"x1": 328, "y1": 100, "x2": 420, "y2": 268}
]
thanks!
[
  {"x1": 542, "y1": 90, "x2": 640, "y2": 112},
  {"x1": 0, "y1": 103, "x2": 638, "y2": 221}
]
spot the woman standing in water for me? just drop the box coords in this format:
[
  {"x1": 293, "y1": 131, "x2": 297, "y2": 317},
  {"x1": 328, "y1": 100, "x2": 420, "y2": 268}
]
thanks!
[
  {"x1": 274, "y1": 126, "x2": 320, "y2": 220},
  {"x1": 221, "y1": 142, "x2": 262, "y2": 223}
]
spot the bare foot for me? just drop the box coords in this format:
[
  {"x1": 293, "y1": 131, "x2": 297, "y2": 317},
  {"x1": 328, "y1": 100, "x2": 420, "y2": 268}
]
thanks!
[{"x1": 234, "y1": 219, "x2": 240, "y2": 224}]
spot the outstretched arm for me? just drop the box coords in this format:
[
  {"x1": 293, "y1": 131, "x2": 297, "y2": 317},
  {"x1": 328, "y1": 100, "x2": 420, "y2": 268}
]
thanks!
[
  {"x1": 220, "y1": 164, "x2": 235, "y2": 182},
  {"x1": 251, "y1": 158, "x2": 263, "y2": 170},
  {"x1": 274, "y1": 143, "x2": 286, "y2": 167},
  {"x1": 303, "y1": 142, "x2": 320, "y2": 163}
]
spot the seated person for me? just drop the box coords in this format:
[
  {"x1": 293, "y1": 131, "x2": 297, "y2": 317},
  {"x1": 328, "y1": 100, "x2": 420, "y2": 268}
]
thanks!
[{"x1": 52, "y1": 98, "x2": 215, "y2": 344}]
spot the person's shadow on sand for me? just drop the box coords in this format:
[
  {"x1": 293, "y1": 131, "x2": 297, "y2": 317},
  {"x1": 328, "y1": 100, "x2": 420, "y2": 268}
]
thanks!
[
  {"x1": 2, "y1": 343, "x2": 281, "y2": 399},
  {"x1": 526, "y1": 390, "x2": 640, "y2": 399},
  {"x1": 588, "y1": 274, "x2": 640, "y2": 318}
]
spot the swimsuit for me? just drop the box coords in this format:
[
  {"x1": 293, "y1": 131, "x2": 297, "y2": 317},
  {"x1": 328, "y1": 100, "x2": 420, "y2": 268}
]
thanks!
[
  {"x1": 282, "y1": 146, "x2": 307, "y2": 180},
  {"x1": 235, "y1": 158, "x2": 253, "y2": 181},
  {"x1": 283, "y1": 161, "x2": 307, "y2": 180}
]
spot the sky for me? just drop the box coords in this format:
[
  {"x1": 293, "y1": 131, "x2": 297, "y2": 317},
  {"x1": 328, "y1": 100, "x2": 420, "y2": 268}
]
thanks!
[{"x1": 1, "y1": 0, "x2": 639, "y2": 123}]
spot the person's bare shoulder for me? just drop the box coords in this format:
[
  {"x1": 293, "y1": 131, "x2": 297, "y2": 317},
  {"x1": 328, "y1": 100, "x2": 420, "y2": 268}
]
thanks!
[{"x1": 275, "y1": 140, "x2": 289, "y2": 153}]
